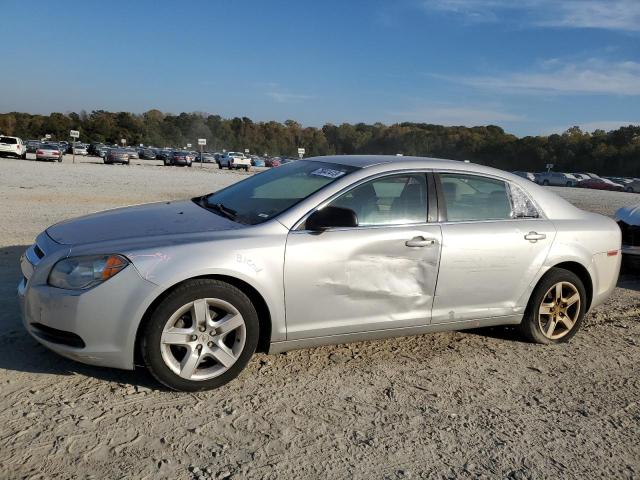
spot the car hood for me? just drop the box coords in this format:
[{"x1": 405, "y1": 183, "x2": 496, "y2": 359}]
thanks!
[
  {"x1": 616, "y1": 204, "x2": 640, "y2": 226},
  {"x1": 47, "y1": 199, "x2": 241, "y2": 245}
]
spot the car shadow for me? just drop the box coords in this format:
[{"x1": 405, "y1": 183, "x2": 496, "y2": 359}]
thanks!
[{"x1": 0, "y1": 244, "x2": 164, "y2": 390}]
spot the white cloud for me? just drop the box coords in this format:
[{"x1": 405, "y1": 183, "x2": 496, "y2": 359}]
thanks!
[
  {"x1": 266, "y1": 91, "x2": 313, "y2": 103},
  {"x1": 421, "y1": 0, "x2": 640, "y2": 31},
  {"x1": 435, "y1": 59, "x2": 640, "y2": 95},
  {"x1": 389, "y1": 104, "x2": 524, "y2": 125}
]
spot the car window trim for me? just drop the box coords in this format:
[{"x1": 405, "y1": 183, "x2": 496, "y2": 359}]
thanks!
[
  {"x1": 433, "y1": 170, "x2": 546, "y2": 223},
  {"x1": 292, "y1": 169, "x2": 434, "y2": 232}
]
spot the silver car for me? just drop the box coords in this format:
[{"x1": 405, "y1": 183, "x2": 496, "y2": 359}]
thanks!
[
  {"x1": 18, "y1": 156, "x2": 621, "y2": 391},
  {"x1": 537, "y1": 171, "x2": 579, "y2": 187}
]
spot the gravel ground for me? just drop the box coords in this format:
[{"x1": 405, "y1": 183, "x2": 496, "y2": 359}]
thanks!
[{"x1": 0, "y1": 156, "x2": 638, "y2": 480}]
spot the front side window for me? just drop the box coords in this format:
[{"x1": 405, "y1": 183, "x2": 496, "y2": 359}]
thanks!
[
  {"x1": 203, "y1": 161, "x2": 358, "y2": 224},
  {"x1": 329, "y1": 173, "x2": 428, "y2": 226},
  {"x1": 440, "y1": 173, "x2": 512, "y2": 222}
]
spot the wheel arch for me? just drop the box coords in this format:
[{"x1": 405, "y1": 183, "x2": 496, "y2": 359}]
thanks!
[
  {"x1": 537, "y1": 261, "x2": 593, "y2": 311},
  {"x1": 134, "y1": 274, "x2": 273, "y2": 366}
]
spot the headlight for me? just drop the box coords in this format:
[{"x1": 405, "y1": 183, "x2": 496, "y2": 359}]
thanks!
[{"x1": 48, "y1": 254, "x2": 129, "y2": 290}]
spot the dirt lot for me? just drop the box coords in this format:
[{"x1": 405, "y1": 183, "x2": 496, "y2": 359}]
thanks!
[{"x1": 0, "y1": 156, "x2": 638, "y2": 480}]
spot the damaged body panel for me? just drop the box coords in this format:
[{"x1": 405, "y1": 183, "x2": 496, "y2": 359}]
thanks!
[{"x1": 284, "y1": 225, "x2": 442, "y2": 339}]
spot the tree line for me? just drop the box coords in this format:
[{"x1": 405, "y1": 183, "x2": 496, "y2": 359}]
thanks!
[{"x1": 0, "y1": 110, "x2": 638, "y2": 176}]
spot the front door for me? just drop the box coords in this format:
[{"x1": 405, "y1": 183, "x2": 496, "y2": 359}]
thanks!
[{"x1": 284, "y1": 173, "x2": 442, "y2": 340}]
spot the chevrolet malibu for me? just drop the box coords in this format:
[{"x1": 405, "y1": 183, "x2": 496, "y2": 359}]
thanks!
[{"x1": 18, "y1": 156, "x2": 621, "y2": 391}]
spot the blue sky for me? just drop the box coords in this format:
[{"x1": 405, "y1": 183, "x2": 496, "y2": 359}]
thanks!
[{"x1": 2, "y1": 0, "x2": 639, "y2": 136}]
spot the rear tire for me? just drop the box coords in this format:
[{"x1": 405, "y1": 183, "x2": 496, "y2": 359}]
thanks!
[
  {"x1": 140, "y1": 279, "x2": 259, "y2": 391},
  {"x1": 519, "y1": 268, "x2": 586, "y2": 344}
]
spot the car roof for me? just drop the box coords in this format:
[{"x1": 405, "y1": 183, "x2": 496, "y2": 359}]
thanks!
[{"x1": 311, "y1": 154, "x2": 484, "y2": 170}]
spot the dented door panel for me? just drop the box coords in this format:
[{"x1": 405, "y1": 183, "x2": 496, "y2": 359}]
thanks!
[{"x1": 284, "y1": 225, "x2": 442, "y2": 340}]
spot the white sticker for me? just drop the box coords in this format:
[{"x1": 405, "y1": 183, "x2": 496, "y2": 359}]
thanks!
[
  {"x1": 310, "y1": 168, "x2": 347, "y2": 179},
  {"x1": 258, "y1": 213, "x2": 270, "y2": 218}
]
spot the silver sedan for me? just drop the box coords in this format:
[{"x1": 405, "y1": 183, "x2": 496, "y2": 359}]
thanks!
[{"x1": 18, "y1": 156, "x2": 622, "y2": 391}]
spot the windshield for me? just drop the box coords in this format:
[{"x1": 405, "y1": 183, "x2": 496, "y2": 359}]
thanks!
[{"x1": 202, "y1": 160, "x2": 358, "y2": 225}]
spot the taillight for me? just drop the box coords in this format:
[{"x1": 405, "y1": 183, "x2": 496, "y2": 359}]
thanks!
[{"x1": 36, "y1": 150, "x2": 43, "y2": 155}]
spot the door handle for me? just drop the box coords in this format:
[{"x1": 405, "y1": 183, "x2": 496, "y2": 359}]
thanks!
[
  {"x1": 524, "y1": 231, "x2": 546, "y2": 242},
  {"x1": 405, "y1": 236, "x2": 436, "y2": 247}
]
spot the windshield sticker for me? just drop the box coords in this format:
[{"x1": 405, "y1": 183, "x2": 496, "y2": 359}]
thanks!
[
  {"x1": 258, "y1": 213, "x2": 270, "y2": 218},
  {"x1": 310, "y1": 168, "x2": 347, "y2": 179}
]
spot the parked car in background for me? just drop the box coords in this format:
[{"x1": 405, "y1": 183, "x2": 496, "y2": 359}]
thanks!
[
  {"x1": 18, "y1": 155, "x2": 621, "y2": 391},
  {"x1": 95, "y1": 144, "x2": 108, "y2": 158},
  {"x1": 25, "y1": 140, "x2": 40, "y2": 153},
  {"x1": 573, "y1": 173, "x2": 592, "y2": 181},
  {"x1": 123, "y1": 148, "x2": 139, "y2": 159},
  {"x1": 72, "y1": 144, "x2": 88, "y2": 155},
  {"x1": 157, "y1": 150, "x2": 173, "y2": 162},
  {"x1": 104, "y1": 148, "x2": 130, "y2": 165},
  {"x1": 577, "y1": 177, "x2": 624, "y2": 191},
  {"x1": 512, "y1": 171, "x2": 536, "y2": 182},
  {"x1": 623, "y1": 179, "x2": 640, "y2": 193},
  {"x1": 265, "y1": 157, "x2": 281, "y2": 167},
  {"x1": 251, "y1": 156, "x2": 265, "y2": 167},
  {"x1": 615, "y1": 205, "x2": 639, "y2": 257},
  {"x1": 196, "y1": 152, "x2": 216, "y2": 163},
  {"x1": 536, "y1": 172, "x2": 578, "y2": 187},
  {"x1": 0, "y1": 136, "x2": 27, "y2": 159},
  {"x1": 218, "y1": 152, "x2": 251, "y2": 171},
  {"x1": 139, "y1": 148, "x2": 157, "y2": 160},
  {"x1": 167, "y1": 151, "x2": 193, "y2": 167},
  {"x1": 35, "y1": 143, "x2": 63, "y2": 162},
  {"x1": 606, "y1": 177, "x2": 640, "y2": 193}
]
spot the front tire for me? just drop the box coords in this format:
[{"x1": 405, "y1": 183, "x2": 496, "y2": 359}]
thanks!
[
  {"x1": 542, "y1": 180, "x2": 550, "y2": 186},
  {"x1": 519, "y1": 268, "x2": 586, "y2": 344},
  {"x1": 140, "y1": 279, "x2": 259, "y2": 391}
]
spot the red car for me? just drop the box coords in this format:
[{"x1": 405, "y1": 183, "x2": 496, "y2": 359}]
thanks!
[
  {"x1": 264, "y1": 157, "x2": 281, "y2": 167},
  {"x1": 578, "y1": 178, "x2": 624, "y2": 191}
]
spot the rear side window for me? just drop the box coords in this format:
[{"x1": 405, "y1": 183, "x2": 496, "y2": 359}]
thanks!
[
  {"x1": 510, "y1": 184, "x2": 540, "y2": 218},
  {"x1": 0, "y1": 137, "x2": 17, "y2": 144},
  {"x1": 440, "y1": 173, "x2": 512, "y2": 222},
  {"x1": 330, "y1": 173, "x2": 428, "y2": 226}
]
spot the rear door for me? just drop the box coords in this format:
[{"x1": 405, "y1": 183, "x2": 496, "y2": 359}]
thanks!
[{"x1": 432, "y1": 172, "x2": 555, "y2": 323}]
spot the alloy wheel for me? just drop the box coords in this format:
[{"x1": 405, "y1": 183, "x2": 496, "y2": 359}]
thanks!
[
  {"x1": 160, "y1": 298, "x2": 246, "y2": 381},
  {"x1": 538, "y1": 281, "x2": 581, "y2": 340}
]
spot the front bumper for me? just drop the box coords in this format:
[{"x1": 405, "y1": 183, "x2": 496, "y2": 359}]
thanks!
[{"x1": 18, "y1": 240, "x2": 157, "y2": 370}]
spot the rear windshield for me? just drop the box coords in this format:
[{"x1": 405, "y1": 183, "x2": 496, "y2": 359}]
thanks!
[
  {"x1": 41, "y1": 144, "x2": 58, "y2": 149},
  {"x1": 0, "y1": 137, "x2": 18, "y2": 144}
]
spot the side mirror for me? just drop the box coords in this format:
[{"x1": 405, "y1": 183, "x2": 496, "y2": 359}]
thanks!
[{"x1": 306, "y1": 206, "x2": 358, "y2": 231}]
